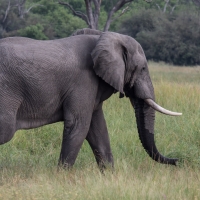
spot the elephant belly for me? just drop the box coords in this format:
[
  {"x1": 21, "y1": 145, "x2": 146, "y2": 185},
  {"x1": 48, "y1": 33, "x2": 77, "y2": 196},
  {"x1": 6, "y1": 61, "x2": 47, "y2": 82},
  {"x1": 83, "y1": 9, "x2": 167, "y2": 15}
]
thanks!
[{"x1": 16, "y1": 102, "x2": 64, "y2": 130}]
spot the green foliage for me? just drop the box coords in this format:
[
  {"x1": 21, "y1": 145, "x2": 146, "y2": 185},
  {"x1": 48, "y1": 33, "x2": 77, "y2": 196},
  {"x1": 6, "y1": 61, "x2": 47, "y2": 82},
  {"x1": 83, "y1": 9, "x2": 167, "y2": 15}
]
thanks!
[
  {"x1": 18, "y1": 23, "x2": 48, "y2": 39},
  {"x1": 30, "y1": 0, "x2": 86, "y2": 38},
  {"x1": 120, "y1": 9, "x2": 200, "y2": 65},
  {"x1": 31, "y1": 0, "x2": 59, "y2": 15},
  {"x1": 0, "y1": 0, "x2": 25, "y2": 38},
  {"x1": 65, "y1": 0, "x2": 86, "y2": 13},
  {"x1": 0, "y1": 0, "x2": 86, "y2": 39},
  {"x1": 45, "y1": 6, "x2": 86, "y2": 38}
]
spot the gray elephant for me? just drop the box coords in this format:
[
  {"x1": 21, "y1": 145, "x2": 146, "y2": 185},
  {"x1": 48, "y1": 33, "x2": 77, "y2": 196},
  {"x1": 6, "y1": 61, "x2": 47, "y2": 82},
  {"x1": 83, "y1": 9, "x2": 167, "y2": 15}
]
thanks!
[{"x1": 0, "y1": 28, "x2": 181, "y2": 170}]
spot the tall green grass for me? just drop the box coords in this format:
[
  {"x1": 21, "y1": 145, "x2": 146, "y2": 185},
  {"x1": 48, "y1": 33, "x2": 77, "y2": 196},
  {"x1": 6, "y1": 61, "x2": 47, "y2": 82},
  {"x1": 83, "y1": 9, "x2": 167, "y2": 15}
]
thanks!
[{"x1": 0, "y1": 62, "x2": 199, "y2": 199}]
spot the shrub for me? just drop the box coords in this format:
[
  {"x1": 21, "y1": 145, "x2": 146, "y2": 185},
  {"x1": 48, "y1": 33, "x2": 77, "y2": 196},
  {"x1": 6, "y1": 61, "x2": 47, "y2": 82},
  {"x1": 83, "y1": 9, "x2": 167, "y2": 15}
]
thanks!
[
  {"x1": 18, "y1": 23, "x2": 48, "y2": 40},
  {"x1": 120, "y1": 9, "x2": 200, "y2": 65}
]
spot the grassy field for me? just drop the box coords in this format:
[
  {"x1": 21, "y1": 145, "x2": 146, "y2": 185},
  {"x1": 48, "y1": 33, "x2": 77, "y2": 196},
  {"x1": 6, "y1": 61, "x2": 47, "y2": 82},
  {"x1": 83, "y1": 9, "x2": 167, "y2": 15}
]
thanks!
[{"x1": 0, "y1": 62, "x2": 200, "y2": 199}]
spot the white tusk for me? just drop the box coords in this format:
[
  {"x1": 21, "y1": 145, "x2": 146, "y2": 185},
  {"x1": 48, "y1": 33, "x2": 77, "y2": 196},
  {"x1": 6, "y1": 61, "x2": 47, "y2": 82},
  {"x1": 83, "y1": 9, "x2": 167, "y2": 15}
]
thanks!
[{"x1": 144, "y1": 99, "x2": 182, "y2": 116}]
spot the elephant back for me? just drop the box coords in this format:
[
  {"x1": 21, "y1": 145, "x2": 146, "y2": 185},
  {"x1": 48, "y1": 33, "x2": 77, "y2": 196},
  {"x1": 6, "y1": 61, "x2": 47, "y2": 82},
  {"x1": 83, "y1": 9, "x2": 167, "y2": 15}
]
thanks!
[{"x1": 71, "y1": 28, "x2": 102, "y2": 36}]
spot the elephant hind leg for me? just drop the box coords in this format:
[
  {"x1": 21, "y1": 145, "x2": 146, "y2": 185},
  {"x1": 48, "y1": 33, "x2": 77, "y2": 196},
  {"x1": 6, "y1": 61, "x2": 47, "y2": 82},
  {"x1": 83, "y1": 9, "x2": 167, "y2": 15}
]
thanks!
[{"x1": 0, "y1": 114, "x2": 16, "y2": 145}]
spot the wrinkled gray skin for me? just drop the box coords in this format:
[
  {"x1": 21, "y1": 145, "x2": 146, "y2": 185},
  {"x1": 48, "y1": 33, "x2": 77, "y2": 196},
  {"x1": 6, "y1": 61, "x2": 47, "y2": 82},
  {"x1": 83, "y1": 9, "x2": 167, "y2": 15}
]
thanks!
[{"x1": 0, "y1": 28, "x2": 177, "y2": 170}]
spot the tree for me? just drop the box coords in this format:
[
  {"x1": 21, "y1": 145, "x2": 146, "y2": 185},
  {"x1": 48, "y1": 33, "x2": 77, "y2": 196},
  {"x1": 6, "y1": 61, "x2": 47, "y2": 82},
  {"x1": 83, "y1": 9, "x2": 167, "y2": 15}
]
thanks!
[
  {"x1": 0, "y1": 0, "x2": 41, "y2": 38},
  {"x1": 155, "y1": 0, "x2": 179, "y2": 14},
  {"x1": 58, "y1": 0, "x2": 139, "y2": 31},
  {"x1": 18, "y1": 23, "x2": 48, "y2": 39},
  {"x1": 1, "y1": 0, "x2": 42, "y2": 21},
  {"x1": 0, "y1": 0, "x2": 23, "y2": 37},
  {"x1": 192, "y1": 0, "x2": 200, "y2": 7},
  {"x1": 15, "y1": 0, "x2": 42, "y2": 19},
  {"x1": 28, "y1": 0, "x2": 86, "y2": 39},
  {"x1": 120, "y1": 9, "x2": 200, "y2": 65},
  {"x1": 0, "y1": 0, "x2": 87, "y2": 39},
  {"x1": 1, "y1": 0, "x2": 12, "y2": 23}
]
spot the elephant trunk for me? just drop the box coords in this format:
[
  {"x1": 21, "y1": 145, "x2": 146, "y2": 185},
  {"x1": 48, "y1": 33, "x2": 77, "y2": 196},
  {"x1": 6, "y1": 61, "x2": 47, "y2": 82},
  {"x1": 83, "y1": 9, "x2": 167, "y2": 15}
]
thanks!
[{"x1": 130, "y1": 97, "x2": 178, "y2": 165}]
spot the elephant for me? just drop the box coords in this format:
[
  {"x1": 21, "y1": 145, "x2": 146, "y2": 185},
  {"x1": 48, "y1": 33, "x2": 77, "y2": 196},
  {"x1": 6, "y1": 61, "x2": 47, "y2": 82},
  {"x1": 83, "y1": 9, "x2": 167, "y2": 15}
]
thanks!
[{"x1": 0, "y1": 28, "x2": 182, "y2": 170}]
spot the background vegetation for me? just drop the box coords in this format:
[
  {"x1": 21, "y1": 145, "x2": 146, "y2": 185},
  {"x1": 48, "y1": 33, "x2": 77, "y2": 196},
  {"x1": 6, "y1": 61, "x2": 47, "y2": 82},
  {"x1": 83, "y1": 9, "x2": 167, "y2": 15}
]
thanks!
[
  {"x1": 0, "y1": 0, "x2": 200, "y2": 65},
  {"x1": 0, "y1": 62, "x2": 199, "y2": 199},
  {"x1": 120, "y1": 9, "x2": 200, "y2": 65},
  {"x1": 0, "y1": 1, "x2": 200, "y2": 199}
]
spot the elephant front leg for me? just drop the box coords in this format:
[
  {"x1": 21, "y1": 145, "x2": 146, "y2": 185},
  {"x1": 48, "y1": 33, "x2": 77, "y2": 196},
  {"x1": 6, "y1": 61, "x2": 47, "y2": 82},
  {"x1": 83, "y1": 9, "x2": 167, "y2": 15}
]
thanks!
[
  {"x1": 86, "y1": 104, "x2": 114, "y2": 171},
  {"x1": 58, "y1": 110, "x2": 92, "y2": 169}
]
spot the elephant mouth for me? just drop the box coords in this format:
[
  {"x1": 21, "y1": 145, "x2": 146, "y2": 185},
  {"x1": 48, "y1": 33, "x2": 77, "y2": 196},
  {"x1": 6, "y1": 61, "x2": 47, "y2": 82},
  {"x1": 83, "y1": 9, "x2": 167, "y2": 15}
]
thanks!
[
  {"x1": 144, "y1": 99, "x2": 182, "y2": 116},
  {"x1": 124, "y1": 84, "x2": 182, "y2": 116}
]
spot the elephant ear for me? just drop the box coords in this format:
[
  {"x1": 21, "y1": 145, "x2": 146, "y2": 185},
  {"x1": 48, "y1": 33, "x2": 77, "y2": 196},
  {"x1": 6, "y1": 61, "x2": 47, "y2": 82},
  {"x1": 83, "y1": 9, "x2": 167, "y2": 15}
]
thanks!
[{"x1": 91, "y1": 32, "x2": 127, "y2": 94}]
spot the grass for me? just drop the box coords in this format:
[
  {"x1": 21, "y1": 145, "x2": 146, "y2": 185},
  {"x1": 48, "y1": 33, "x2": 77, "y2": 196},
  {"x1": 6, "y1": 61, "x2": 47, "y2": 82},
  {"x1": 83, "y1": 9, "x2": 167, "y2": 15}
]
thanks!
[{"x1": 0, "y1": 62, "x2": 200, "y2": 199}]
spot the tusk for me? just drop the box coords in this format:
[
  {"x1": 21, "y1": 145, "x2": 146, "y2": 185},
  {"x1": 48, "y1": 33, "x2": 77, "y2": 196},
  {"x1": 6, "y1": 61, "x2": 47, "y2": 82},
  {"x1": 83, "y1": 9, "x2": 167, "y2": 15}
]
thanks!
[{"x1": 144, "y1": 99, "x2": 182, "y2": 116}]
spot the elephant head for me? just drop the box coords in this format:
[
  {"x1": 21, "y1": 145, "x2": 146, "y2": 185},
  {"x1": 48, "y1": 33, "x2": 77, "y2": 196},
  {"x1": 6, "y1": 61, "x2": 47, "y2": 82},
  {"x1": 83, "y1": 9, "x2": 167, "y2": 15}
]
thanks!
[{"x1": 91, "y1": 32, "x2": 181, "y2": 165}]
